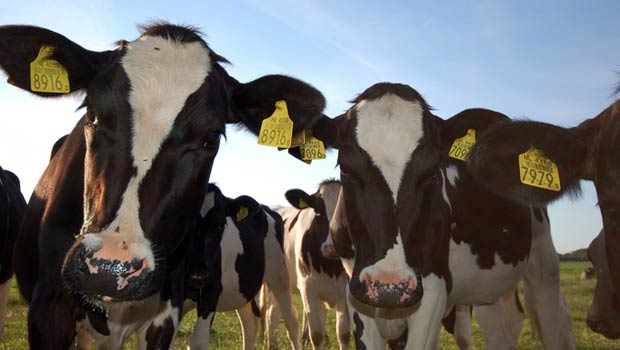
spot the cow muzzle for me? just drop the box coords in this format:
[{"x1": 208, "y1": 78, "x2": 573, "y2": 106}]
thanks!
[
  {"x1": 62, "y1": 234, "x2": 156, "y2": 303},
  {"x1": 349, "y1": 270, "x2": 423, "y2": 309}
]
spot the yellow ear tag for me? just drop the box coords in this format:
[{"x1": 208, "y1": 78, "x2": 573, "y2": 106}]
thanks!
[
  {"x1": 448, "y1": 129, "x2": 476, "y2": 162},
  {"x1": 299, "y1": 130, "x2": 326, "y2": 161},
  {"x1": 29, "y1": 45, "x2": 70, "y2": 93},
  {"x1": 236, "y1": 206, "x2": 249, "y2": 222},
  {"x1": 518, "y1": 147, "x2": 561, "y2": 192},
  {"x1": 258, "y1": 100, "x2": 294, "y2": 148},
  {"x1": 298, "y1": 198, "x2": 309, "y2": 209}
]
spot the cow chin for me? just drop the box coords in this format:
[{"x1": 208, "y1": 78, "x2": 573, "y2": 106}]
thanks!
[{"x1": 349, "y1": 272, "x2": 424, "y2": 309}]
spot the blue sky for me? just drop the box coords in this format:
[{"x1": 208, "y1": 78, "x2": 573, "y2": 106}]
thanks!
[{"x1": 1, "y1": 0, "x2": 618, "y2": 253}]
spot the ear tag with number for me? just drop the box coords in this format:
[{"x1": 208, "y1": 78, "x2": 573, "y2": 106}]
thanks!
[
  {"x1": 258, "y1": 100, "x2": 294, "y2": 148},
  {"x1": 30, "y1": 45, "x2": 70, "y2": 93},
  {"x1": 236, "y1": 206, "x2": 249, "y2": 222},
  {"x1": 448, "y1": 129, "x2": 476, "y2": 162},
  {"x1": 299, "y1": 130, "x2": 326, "y2": 161},
  {"x1": 518, "y1": 147, "x2": 561, "y2": 192},
  {"x1": 298, "y1": 198, "x2": 309, "y2": 209}
]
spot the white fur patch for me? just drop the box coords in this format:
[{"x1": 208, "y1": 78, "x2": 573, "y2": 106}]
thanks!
[
  {"x1": 217, "y1": 217, "x2": 248, "y2": 310},
  {"x1": 446, "y1": 165, "x2": 460, "y2": 188},
  {"x1": 355, "y1": 95, "x2": 424, "y2": 203},
  {"x1": 448, "y1": 239, "x2": 527, "y2": 305},
  {"x1": 358, "y1": 234, "x2": 416, "y2": 283},
  {"x1": 319, "y1": 181, "x2": 341, "y2": 221},
  {"x1": 440, "y1": 169, "x2": 452, "y2": 213}
]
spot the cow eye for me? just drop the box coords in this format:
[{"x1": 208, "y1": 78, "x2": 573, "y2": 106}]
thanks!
[
  {"x1": 85, "y1": 112, "x2": 98, "y2": 128},
  {"x1": 203, "y1": 130, "x2": 223, "y2": 149}
]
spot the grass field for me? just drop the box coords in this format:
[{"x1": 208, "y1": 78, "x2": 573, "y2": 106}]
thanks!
[{"x1": 1, "y1": 262, "x2": 619, "y2": 349}]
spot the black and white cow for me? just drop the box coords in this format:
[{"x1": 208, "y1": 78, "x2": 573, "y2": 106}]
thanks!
[
  {"x1": 263, "y1": 180, "x2": 349, "y2": 350},
  {"x1": 293, "y1": 83, "x2": 573, "y2": 349},
  {"x1": 182, "y1": 184, "x2": 299, "y2": 350},
  {"x1": 466, "y1": 88, "x2": 620, "y2": 339},
  {"x1": 0, "y1": 23, "x2": 325, "y2": 349},
  {"x1": 0, "y1": 166, "x2": 26, "y2": 337}
]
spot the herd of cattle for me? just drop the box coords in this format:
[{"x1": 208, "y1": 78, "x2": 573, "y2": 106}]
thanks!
[{"x1": 0, "y1": 22, "x2": 618, "y2": 350}]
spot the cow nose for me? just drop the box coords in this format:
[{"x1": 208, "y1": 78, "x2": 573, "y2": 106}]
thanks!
[
  {"x1": 321, "y1": 243, "x2": 338, "y2": 259},
  {"x1": 350, "y1": 271, "x2": 422, "y2": 309},
  {"x1": 62, "y1": 240, "x2": 152, "y2": 301}
]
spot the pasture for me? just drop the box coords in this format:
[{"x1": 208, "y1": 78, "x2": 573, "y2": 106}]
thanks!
[{"x1": 1, "y1": 262, "x2": 617, "y2": 349}]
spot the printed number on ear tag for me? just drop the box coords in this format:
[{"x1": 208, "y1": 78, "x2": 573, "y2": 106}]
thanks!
[
  {"x1": 299, "y1": 130, "x2": 326, "y2": 161},
  {"x1": 258, "y1": 100, "x2": 294, "y2": 148},
  {"x1": 518, "y1": 148, "x2": 561, "y2": 192},
  {"x1": 30, "y1": 45, "x2": 70, "y2": 93},
  {"x1": 237, "y1": 206, "x2": 249, "y2": 222},
  {"x1": 448, "y1": 129, "x2": 476, "y2": 162}
]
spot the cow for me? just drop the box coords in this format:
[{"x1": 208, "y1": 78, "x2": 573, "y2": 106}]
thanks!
[
  {"x1": 466, "y1": 85, "x2": 620, "y2": 339},
  {"x1": 182, "y1": 184, "x2": 299, "y2": 350},
  {"x1": 0, "y1": 22, "x2": 325, "y2": 349},
  {"x1": 291, "y1": 82, "x2": 573, "y2": 349},
  {"x1": 586, "y1": 230, "x2": 620, "y2": 339},
  {"x1": 324, "y1": 182, "x2": 526, "y2": 350},
  {"x1": 263, "y1": 179, "x2": 349, "y2": 350},
  {"x1": 580, "y1": 267, "x2": 595, "y2": 281},
  {"x1": 0, "y1": 166, "x2": 26, "y2": 337}
]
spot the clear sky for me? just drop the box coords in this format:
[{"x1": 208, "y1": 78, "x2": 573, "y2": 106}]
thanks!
[{"x1": 1, "y1": 0, "x2": 618, "y2": 253}]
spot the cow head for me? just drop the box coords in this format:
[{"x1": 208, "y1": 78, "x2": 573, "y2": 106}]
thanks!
[
  {"x1": 296, "y1": 83, "x2": 513, "y2": 311},
  {"x1": 0, "y1": 23, "x2": 324, "y2": 308},
  {"x1": 587, "y1": 231, "x2": 620, "y2": 339},
  {"x1": 466, "y1": 95, "x2": 620, "y2": 338}
]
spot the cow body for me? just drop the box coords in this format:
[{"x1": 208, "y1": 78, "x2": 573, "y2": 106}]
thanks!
[
  {"x1": 467, "y1": 92, "x2": 620, "y2": 339},
  {"x1": 0, "y1": 23, "x2": 324, "y2": 349},
  {"x1": 0, "y1": 167, "x2": 26, "y2": 337},
  {"x1": 264, "y1": 180, "x2": 349, "y2": 350},
  {"x1": 301, "y1": 83, "x2": 573, "y2": 349}
]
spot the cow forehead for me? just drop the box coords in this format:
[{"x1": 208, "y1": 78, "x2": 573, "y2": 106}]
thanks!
[
  {"x1": 354, "y1": 94, "x2": 424, "y2": 203},
  {"x1": 122, "y1": 35, "x2": 211, "y2": 175}
]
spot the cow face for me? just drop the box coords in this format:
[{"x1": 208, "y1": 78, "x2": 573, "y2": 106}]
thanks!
[
  {"x1": 309, "y1": 83, "x2": 448, "y2": 309},
  {"x1": 586, "y1": 231, "x2": 620, "y2": 339},
  {"x1": 467, "y1": 97, "x2": 620, "y2": 327},
  {"x1": 0, "y1": 24, "x2": 325, "y2": 306}
]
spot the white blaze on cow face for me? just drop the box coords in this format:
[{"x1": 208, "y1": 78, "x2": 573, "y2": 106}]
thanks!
[
  {"x1": 83, "y1": 35, "x2": 212, "y2": 269},
  {"x1": 355, "y1": 94, "x2": 424, "y2": 203},
  {"x1": 358, "y1": 234, "x2": 416, "y2": 288}
]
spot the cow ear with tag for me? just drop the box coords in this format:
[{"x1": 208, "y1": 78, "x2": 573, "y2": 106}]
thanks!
[
  {"x1": 228, "y1": 195, "x2": 261, "y2": 223},
  {"x1": 285, "y1": 189, "x2": 326, "y2": 215},
  {"x1": 467, "y1": 120, "x2": 589, "y2": 206},
  {"x1": 228, "y1": 74, "x2": 326, "y2": 136},
  {"x1": 0, "y1": 25, "x2": 115, "y2": 97}
]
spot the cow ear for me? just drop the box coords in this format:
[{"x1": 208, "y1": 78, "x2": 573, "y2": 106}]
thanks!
[
  {"x1": 0, "y1": 25, "x2": 114, "y2": 97},
  {"x1": 441, "y1": 108, "x2": 510, "y2": 152},
  {"x1": 285, "y1": 189, "x2": 325, "y2": 213},
  {"x1": 467, "y1": 120, "x2": 590, "y2": 206},
  {"x1": 286, "y1": 113, "x2": 349, "y2": 162},
  {"x1": 228, "y1": 195, "x2": 261, "y2": 223},
  {"x1": 228, "y1": 74, "x2": 326, "y2": 134}
]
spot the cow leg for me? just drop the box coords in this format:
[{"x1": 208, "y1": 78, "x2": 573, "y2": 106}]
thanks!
[
  {"x1": 188, "y1": 313, "x2": 215, "y2": 350},
  {"x1": 236, "y1": 302, "x2": 260, "y2": 350},
  {"x1": 405, "y1": 275, "x2": 447, "y2": 350},
  {"x1": 28, "y1": 283, "x2": 78, "y2": 350},
  {"x1": 300, "y1": 283, "x2": 327, "y2": 350},
  {"x1": 0, "y1": 276, "x2": 11, "y2": 337},
  {"x1": 452, "y1": 305, "x2": 472, "y2": 350},
  {"x1": 523, "y1": 214, "x2": 575, "y2": 350},
  {"x1": 264, "y1": 291, "x2": 282, "y2": 350},
  {"x1": 334, "y1": 298, "x2": 351, "y2": 350},
  {"x1": 475, "y1": 288, "x2": 524, "y2": 350},
  {"x1": 263, "y1": 256, "x2": 300, "y2": 349}
]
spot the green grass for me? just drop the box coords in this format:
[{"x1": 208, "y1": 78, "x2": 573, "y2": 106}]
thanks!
[{"x1": 1, "y1": 262, "x2": 618, "y2": 349}]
